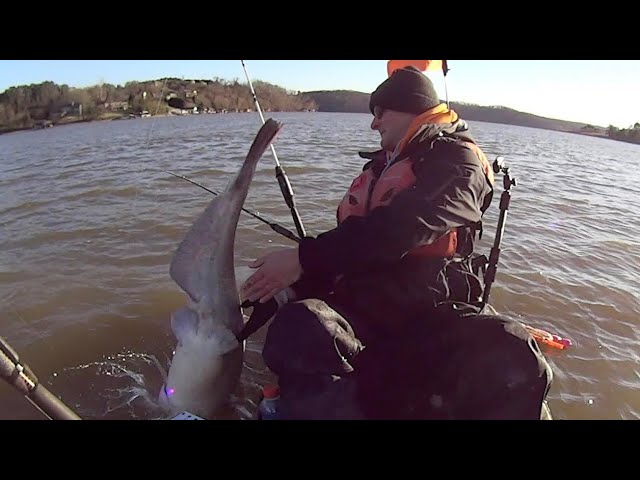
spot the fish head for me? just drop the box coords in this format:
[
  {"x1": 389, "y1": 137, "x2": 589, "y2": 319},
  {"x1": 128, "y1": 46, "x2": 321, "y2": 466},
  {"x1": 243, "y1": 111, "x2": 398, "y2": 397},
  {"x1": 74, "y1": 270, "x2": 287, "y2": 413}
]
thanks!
[
  {"x1": 158, "y1": 307, "x2": 245, "y2": 419},
  {"x1": 158, "y1": 336, "x2": 244, "y2": 419}
]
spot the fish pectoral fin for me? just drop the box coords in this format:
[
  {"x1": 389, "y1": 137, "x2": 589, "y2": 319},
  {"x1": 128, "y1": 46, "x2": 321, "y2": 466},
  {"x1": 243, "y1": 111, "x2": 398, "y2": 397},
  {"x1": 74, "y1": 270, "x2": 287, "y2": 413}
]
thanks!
[
  {"x1": 171, "y1": 307, "x2": 199, "y2": 343},
  {"x1": 169, "y1": 198, "x2": 227, "y2": 303}
]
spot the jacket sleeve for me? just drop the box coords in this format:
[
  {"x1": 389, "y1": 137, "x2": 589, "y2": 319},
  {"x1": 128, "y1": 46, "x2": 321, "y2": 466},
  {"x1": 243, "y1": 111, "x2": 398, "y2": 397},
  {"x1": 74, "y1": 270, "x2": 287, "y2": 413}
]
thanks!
[
  {"x1": 298, "y1": 139, "x2": 492, "y2": 278},
  {"x1": 289, "y1": 271, "x2": 336, "y2": 301}
]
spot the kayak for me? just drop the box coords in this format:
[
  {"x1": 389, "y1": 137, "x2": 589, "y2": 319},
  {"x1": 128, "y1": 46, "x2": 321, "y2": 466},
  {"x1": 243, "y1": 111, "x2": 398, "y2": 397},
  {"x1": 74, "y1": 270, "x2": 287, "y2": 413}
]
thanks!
[{"x1": 166, "y1": 401, "x2": 554, "y2": 420}]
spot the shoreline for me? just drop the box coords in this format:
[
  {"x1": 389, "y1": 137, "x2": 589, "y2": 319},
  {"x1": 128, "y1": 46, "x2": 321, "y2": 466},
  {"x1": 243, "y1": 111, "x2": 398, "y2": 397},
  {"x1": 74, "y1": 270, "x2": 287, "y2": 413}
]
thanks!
[
  {"x1": 1, "y1": 112, "x2": 637, "y2": 146},
  {"x1": 0, "y1": 113, "x2": 172, "y2": 135}
]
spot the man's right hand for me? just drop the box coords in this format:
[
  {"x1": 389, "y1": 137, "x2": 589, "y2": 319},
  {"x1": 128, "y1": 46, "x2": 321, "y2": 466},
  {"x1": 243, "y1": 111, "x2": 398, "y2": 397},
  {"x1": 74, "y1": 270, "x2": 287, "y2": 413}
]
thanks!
[{"x1": 240, "y1": 248, "x2": 303, "y2": 304}]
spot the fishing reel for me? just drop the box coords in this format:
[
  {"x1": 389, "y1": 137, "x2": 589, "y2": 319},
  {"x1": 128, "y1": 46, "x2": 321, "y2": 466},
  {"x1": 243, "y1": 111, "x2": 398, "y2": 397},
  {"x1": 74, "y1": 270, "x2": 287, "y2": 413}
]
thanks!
[{"x1": 492, "y1": 156, "x2": 517, "y2": 190}]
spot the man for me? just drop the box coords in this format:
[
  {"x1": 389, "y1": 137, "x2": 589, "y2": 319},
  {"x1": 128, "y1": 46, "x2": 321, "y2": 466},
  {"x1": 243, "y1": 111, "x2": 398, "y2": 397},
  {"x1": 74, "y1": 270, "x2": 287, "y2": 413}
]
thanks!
[{"x1": 240, "y1": 66, "x2": 553, "y2": 419}]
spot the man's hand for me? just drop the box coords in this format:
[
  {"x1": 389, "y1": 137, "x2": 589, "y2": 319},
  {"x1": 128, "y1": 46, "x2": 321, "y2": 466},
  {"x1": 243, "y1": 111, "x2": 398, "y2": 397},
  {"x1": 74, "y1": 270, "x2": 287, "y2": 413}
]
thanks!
[{"x1": 240, "y1": 247, "x2": 302, "y2": 304}]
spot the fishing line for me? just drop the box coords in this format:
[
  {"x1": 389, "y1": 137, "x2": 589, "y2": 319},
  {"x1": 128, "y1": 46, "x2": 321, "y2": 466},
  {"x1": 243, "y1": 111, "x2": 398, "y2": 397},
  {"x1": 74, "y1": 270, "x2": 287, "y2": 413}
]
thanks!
[
  {"x1": 145, "y1": 78, "x2": 169, "y2": 145},
  {"x1": 164, "y1": 171, "x2": 299, "y2": 243},
  {"x1": 140, "y1": 67, "x2": 300, "y2": 244}
]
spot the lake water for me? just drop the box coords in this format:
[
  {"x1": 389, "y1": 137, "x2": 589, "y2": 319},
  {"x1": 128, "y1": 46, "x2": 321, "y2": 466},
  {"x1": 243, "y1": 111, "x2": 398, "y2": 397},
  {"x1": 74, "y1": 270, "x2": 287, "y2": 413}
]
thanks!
[{"x1": 1, "y1": 112, "x2": 639, "y2": 420}]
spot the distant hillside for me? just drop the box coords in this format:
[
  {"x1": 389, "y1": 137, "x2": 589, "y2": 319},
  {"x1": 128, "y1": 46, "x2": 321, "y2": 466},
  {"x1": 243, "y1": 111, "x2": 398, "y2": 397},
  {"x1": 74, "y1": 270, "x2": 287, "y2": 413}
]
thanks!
[
  {"x1": 0, "y1": 78, "x2": 317, "y2": 134},
  {"x1": 4, "y1": 78, "x2": 638, "y2": 143},
  {"x1": 299, "y1": 90, "x2": 370, "y2": 114},
  {"x1": 300, "y1": 90, "x2": 605, "y2": 135},
  {"x1": 453, "y1": 103, "x2": 594, "y2": 133}
]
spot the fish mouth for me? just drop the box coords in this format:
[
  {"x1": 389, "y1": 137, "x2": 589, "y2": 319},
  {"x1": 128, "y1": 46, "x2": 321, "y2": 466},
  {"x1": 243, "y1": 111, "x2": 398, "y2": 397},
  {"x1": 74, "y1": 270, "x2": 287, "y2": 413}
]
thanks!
[
  {"x1": 158, "y1": 383, "x2": 174, "y2": 412},
  {"x1": 157, "y1": 387, "x2": 184, "y2": 419}
]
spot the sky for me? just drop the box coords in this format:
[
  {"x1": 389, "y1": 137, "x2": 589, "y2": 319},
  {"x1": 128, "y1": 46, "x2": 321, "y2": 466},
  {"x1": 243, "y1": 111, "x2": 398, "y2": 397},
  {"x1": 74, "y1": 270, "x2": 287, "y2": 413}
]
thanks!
[{"x1": 1, "y1": 60, "x2": 639, "y2": 129}]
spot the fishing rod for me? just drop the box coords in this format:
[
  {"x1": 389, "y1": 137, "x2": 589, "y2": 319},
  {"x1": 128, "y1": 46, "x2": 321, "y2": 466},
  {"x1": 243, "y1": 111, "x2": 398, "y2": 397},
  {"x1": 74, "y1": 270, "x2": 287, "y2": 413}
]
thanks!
[
  {"x1": 0, "y1": 335, "x2": 82, "y2": 420},
  {"x1": 442, "y1": 60, "x2": 450, "y2": 109},
  {"x1": 479, "y1": 158, "x2": 573, "y2": 350},
  {"x1": 240, "y1": 60, "x2": 307, "y2": 239},
  {"x1": 481, "y1": 156, "x2": 516, "y2": 309},
  {"x1": 164, "y1": 171, "x2": 300, "y2": 244}
]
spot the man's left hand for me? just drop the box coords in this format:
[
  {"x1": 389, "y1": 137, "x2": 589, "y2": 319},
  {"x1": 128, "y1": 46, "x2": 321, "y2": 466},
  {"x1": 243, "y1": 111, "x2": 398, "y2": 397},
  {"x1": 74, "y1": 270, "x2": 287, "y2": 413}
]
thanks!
[{"x1": 240, "y1": 247, "x2": 302, "y2": 304}]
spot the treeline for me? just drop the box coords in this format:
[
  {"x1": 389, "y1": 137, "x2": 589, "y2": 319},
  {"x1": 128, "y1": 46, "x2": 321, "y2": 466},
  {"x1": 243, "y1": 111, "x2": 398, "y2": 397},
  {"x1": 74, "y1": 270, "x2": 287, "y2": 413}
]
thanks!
[
  {"x1": 607, "y1": 123, "x2": 640, "y2": 144},
  {"x1": 3, "y1": 79, "x2": 640, "y2": 145},
  {"x1": 0, "y1": 78, "x2": 318, "y2": 133},
  {"x1": 299, "y1": 90, "x2": 371, "y2": 113}
]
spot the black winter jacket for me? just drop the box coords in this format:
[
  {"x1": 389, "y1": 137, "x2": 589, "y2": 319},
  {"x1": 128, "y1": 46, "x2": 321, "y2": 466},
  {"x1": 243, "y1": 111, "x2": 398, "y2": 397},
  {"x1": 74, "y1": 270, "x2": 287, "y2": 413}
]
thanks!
[{"x1": 292, "y1": 120, "x2": 494, "y2": 333}]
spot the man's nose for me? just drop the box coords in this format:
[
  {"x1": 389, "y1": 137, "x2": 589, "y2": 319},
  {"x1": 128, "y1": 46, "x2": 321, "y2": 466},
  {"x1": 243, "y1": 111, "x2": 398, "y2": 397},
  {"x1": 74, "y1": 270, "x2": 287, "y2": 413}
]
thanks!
[{"x1": 371, "y1": 117, "x2": 380, "y2": 130}]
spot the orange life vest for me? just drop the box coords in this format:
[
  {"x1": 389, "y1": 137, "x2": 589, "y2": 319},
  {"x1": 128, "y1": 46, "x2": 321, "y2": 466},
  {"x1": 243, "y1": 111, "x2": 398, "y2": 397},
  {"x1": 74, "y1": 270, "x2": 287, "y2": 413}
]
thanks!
[{"x1": 336, "y1": 139, "x2": 494, "y2": 259}]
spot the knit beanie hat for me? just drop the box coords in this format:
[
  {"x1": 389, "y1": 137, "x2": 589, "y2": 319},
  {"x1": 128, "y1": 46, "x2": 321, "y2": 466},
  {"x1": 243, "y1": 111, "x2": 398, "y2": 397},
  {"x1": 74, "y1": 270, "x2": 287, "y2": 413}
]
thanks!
[{"x1": 369, "y1": 66, "x2": 441, "y2": 115}]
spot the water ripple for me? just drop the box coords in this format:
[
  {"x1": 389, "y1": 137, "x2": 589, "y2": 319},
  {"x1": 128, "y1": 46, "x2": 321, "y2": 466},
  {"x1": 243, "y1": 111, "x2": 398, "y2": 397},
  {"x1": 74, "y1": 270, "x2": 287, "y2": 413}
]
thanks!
[{"x1": 1, "y1": 113, "x2": 639, "y2": 419}]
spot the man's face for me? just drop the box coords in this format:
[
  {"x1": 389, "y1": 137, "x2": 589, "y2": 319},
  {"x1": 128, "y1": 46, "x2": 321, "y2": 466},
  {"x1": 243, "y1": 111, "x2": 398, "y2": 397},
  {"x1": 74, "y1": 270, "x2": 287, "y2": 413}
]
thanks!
[{"x1": 370, "y1": 106, "x2": 417, "y2": 152}]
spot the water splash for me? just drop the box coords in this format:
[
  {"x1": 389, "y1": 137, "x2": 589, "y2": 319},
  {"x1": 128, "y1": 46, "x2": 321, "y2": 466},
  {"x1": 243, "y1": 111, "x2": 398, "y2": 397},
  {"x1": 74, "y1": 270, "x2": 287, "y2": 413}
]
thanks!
[
  {"x1": 47, "y1": 340, "x2": 272, "y2": 420},
  {"x1": 49, "y1": 350, "x2": 172, "y2": 420}
]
